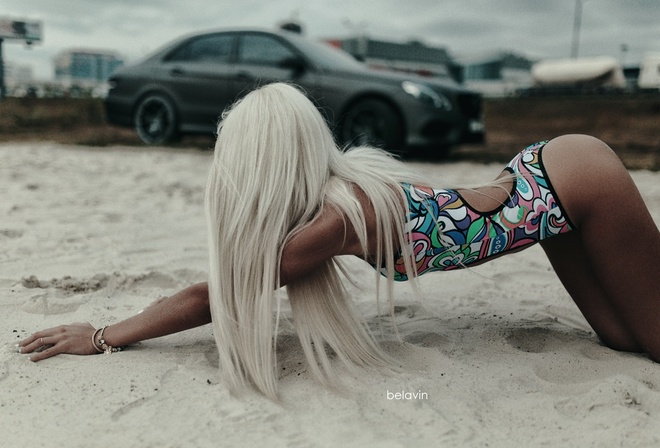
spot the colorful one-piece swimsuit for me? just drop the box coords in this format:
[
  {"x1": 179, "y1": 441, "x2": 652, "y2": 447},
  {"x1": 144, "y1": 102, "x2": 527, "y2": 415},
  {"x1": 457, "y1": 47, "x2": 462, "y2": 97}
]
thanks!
[{"x1": 389, "y1": 141, "x2": 575, "y2": 282}]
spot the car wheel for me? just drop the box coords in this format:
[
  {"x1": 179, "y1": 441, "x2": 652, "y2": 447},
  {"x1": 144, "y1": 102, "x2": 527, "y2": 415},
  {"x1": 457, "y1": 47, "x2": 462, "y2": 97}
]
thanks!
[
  {"x1": 340, "y1": 98, "x2": 404, "y2": 153},
  {"x1": 134, "y1": 94, "x2": 179, "y2": 145}
]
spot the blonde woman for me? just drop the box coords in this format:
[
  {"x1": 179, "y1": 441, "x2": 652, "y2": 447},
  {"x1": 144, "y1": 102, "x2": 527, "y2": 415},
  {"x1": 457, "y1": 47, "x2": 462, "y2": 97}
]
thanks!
[{"x1": 19, "y1": 83, "x2": 660, "y2": 400}]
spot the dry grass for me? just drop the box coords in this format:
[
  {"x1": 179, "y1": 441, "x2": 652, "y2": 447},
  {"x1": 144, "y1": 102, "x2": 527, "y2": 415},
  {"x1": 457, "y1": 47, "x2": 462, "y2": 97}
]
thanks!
[
  {"x1": 452, "y1": 94, "x2": 660, "y2": 171},
  {"x1": 0, "y1": 97, "x2": 142, "y2": 146},
  {"x1": 1, "y1": 94, "x2": 658, "y2": 170}
]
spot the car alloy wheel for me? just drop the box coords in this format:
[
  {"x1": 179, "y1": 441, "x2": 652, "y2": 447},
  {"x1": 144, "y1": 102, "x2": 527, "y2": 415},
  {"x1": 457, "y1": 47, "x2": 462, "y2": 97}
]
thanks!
[
  {"x1": 341, "y1": 98, "x2": 404, "y2": 153},
  {"x1": 134, "y1": 94, "x2": 178, "y2": 145}
]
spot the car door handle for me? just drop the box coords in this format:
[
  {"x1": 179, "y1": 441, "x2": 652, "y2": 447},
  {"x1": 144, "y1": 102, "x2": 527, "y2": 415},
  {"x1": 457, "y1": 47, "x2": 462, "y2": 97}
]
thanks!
[{"x1": 170, "y1": 67, "x2": 185, "y2": 76}]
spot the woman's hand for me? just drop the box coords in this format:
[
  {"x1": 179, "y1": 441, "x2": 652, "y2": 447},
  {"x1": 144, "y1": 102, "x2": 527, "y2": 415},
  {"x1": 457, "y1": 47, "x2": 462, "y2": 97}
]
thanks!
[
  {"x1": 18, "y1": 322, "x2": 99, "y2": 362},
  {"x1": 17, "y1": 283, "x2": 212, "y2": 363}
]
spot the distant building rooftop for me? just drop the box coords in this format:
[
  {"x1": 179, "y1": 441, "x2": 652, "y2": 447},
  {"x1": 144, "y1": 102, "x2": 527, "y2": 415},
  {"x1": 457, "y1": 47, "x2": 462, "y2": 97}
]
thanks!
[
  {"x1": 326, "y1": 37, "x2": 457, "y2": 79},
  {"x1": 456, "y1": 51, "x2": 534, "y2": 70},
  {"x1": 53, "y1": 49, "x2": 124, "y2": 84}
]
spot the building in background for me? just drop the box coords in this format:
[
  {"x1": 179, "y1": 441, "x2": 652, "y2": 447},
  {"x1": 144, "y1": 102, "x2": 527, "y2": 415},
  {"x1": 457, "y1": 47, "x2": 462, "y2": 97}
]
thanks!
[
  {"x1": 458, "y1": 51, "x2": 535, "y2": 97},
  {"x1": 326, "y1": 37, "x2": 536, "y2": 97},
  {"x1": 3, "y1": 63, "x2": 34, "y2": 96},
  {"x1": 54, "y1": 49, "x2": 124, "y2": 85},
  {"x1": 326, "y1": 37, "x2": 460, "y2": 80},
  {"x1": 4, "y1": 63, "x2": 33, "y2": 84}
]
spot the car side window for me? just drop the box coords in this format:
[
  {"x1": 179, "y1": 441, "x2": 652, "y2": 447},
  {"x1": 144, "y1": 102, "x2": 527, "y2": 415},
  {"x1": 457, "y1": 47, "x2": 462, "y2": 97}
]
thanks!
[
  {"x1": 238, "y1": 34, "x2": 297, "y2": 66},
  {"x1": 168, "y1": 34, "x2": 234, "y2": 63}
]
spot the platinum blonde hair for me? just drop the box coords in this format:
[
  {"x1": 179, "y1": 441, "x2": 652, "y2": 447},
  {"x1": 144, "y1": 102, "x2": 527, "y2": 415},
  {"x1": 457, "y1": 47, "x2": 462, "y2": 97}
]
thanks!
[{"x1": 205, "y1": 83, "x2": 419, "y2": 399}]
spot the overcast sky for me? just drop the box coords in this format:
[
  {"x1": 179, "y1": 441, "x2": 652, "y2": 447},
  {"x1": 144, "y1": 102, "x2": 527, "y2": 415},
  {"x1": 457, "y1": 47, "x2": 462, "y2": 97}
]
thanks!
[{"x1": 2, "y1": 0, "x2": 660, "y2": 81}]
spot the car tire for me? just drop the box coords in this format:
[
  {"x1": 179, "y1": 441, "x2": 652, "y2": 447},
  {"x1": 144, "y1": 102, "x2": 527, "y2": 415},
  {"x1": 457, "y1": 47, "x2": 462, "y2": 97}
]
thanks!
[
  {"x1": 134, "y1": 94, "x2": 179, "y2": 145},
  {"x1": 340, "y1": 98, "x2": 404, "y2": 153}
]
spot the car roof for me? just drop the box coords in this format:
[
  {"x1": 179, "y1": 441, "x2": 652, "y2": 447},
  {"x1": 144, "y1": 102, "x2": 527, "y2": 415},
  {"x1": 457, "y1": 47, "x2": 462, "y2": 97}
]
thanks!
[
  {"x1": 141, "y1": 28, "x2": 301, "y2": 62},
  {"x1": 135, "y1": 27, "x2": 463, "y2": 90}
]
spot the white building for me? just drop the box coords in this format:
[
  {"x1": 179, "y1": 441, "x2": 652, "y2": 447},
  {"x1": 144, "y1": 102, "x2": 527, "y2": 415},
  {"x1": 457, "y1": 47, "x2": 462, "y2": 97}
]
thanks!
[
  {"x1": 459, "y1": 52, "x2": 535, "y2": 97},
  {"x1": 53, "y1": 49, "x2": 124, "y2": 86}
]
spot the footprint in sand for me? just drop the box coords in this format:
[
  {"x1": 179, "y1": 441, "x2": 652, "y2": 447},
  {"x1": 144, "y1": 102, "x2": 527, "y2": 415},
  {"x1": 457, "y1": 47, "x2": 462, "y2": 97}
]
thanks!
[
  {"x1": 403, "y1": 331, "x2": 452, "y2": 350},
  {"x1": 21, "y1": 293, "x2": 82, "y2": 315},
  {"x1": 504, "y1": 320, "x2": 588, "y2": 355},
  {"x1": 21, "y1": 274, "x2": 110, "y2": 294},
  {"x1": 393, "y1": 304, "x2": 419, "y2": 318},
  {"x1": 504, "y1": 327, "x2": 554, "y2": 353},
  {"x1": 20, "y1": 271, "x2": 186, "y2": 295},
  {"x1": 553, "y1": 376, "x2": 653, "y2": 419},
  {"x1": 19, "y1": 273, "x2": 111, "y2": 315},
  {"x1": 0, "y1": 229, "x2": 24, "y2": 239},
  {"x1": 579, "y1": 343, "x2": 617, "y2": 361}
]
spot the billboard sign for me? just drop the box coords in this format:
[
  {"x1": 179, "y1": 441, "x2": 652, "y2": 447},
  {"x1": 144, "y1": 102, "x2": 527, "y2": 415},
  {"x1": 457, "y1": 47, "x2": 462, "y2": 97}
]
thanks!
[{"x1": 0, "y1": 19, "x2": 43, "y2": 43}]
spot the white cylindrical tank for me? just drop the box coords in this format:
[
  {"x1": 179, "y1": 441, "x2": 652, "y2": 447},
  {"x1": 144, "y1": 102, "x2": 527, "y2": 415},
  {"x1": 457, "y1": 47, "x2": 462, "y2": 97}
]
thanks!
[{"x1": 531, "y1": 56, "x2": 625, "y2": 88}]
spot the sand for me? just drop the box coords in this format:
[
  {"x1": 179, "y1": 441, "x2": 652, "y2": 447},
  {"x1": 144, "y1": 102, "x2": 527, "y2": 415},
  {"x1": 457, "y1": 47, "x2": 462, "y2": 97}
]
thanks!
[{"x1": 1, "y1": 142, "x2": 659, "y2": 448}]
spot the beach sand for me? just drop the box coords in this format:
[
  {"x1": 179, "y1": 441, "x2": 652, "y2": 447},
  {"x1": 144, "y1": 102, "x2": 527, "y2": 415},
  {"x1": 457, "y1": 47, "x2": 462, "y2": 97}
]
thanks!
[{"x1": 1, "y1": 142, "x2": 659, "y2": 447}]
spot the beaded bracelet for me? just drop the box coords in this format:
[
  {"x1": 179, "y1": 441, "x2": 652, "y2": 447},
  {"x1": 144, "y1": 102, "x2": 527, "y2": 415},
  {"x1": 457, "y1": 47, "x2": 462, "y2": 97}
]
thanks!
[{"x1": 92, "y1": 326, "x2": 124, "y2": 355}]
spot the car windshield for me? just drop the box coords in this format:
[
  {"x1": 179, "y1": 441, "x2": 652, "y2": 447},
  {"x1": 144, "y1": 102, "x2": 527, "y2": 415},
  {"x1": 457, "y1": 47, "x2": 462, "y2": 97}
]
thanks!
[{"x1": 285, "y1": 33, "x2": 366, "y2": 71}]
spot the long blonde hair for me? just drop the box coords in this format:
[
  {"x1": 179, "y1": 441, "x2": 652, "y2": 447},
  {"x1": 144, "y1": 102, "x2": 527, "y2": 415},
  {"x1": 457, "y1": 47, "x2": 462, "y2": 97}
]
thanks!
[{"x1": 205, "y1": 83, "x2": 418, "y2": 399}]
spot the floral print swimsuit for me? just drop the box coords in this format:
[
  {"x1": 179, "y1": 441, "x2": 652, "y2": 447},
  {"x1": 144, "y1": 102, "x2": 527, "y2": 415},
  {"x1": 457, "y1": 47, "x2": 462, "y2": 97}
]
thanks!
[{"x1": 389, "y1": 141, "x2": 575, "y2": 282}]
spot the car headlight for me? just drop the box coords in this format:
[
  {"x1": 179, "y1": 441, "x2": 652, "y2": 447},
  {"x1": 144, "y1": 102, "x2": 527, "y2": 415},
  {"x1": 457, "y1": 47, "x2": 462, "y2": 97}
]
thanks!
[{"x1": 402, "y1": 81, "x2": 452, "y2": 111}]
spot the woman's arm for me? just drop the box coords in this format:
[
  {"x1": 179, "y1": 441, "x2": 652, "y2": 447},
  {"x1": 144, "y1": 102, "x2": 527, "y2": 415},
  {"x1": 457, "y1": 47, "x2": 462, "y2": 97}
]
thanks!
[
  {"x1": 18, "y1": 213, "x2": 350, "y2": 362},
  {"x1": 280, "y1": 205, "x2": 353, "y2": 285},
  {"x1": 19, "y1": 188, "x2": 378, "y2": 361},
  {"x1": 18, "y1": 282, "x2": 211, "y2": 361},
  {"x1": 279, "y1": 186, "x2": 381, "y2": 285}
]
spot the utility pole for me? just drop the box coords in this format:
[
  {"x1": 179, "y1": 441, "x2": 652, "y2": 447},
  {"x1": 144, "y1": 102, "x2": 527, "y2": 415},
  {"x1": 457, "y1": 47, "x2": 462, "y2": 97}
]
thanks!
[
  {"x1": 0, "y1": 38, "x2": 5, "y2": 100},
  {"x1": 570, "y1": 0, "x2": 584, "y2": 58}
]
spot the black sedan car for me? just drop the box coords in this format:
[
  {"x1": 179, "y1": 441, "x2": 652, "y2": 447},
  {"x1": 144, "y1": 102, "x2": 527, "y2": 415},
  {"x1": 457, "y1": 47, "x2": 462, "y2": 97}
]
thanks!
[{"x1": 105, "y1": 28, "x2": 484, "y2": 155}]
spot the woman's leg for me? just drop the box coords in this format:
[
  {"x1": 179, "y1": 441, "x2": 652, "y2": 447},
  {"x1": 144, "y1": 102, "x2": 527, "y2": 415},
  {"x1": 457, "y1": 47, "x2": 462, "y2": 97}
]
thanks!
[
  {"x1": 540, "y1": 134, "x2": 660, "y2": 360},
  {"x1": 541, "y1": 231, "x2": 641, "y2": 351}
]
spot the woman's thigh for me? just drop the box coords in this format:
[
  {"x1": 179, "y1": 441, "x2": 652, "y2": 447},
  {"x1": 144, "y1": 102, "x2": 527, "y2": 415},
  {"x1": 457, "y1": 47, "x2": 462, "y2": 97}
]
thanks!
[{"x1": 541, "y1": 134, "x2": 660, "y2": 359}]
